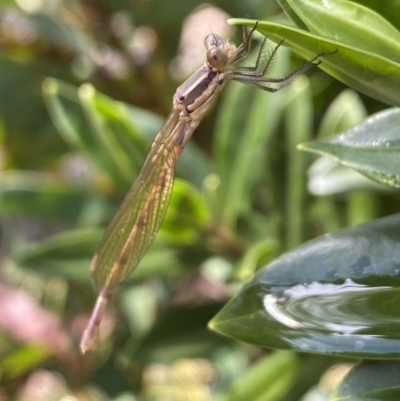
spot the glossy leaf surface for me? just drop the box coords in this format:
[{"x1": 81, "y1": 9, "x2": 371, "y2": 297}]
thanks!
[
  {"x1": 307, "y1": 157, "x2": 386, "y2": 196},
  {"x1": 348, "y1": 0, "x2": 400, "y2": 32},
  {"x1": 286, "y1": 0, "x2": 400, "y2": 63},
  {"x1": 277, "y1": 0, "x2": 309, "y2": 31},
  {"x1": 331, "y1": 360, "x2": 400, "y2": 401},
  {"x1": 299, "y1": 108, "x2": 400, "y2": 188},
  {"x1": 306, "y1": 89, "x2": 387, "y2": 195},
  {"x1": 210, "y1": 214, "x2": 400, "y2": 358}
]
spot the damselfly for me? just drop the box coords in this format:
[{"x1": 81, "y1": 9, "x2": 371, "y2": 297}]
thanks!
[{"x1": 80, "y1": 23, "x2": 333, "y2": 353}]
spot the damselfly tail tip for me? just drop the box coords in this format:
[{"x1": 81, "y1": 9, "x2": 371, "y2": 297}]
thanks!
[{"x1": 80, "y1": 325, "x2": 99, "y2": 354}]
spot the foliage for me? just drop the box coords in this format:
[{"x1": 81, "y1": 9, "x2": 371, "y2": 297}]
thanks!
[{"x1": 1, "y1": 0, "x2": 400, "y2": 400}]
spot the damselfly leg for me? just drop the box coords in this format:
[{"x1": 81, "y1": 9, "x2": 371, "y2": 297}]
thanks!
[
  {"x1": 228, "y1": 24, "x2": 335, "y2": 93},
  {"x1": 230, "y1": 23, "x2": 261, "y2": 64}
]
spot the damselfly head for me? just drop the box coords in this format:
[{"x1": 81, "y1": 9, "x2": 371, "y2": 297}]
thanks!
[{"x1": 204, "y1": 33, "x2": 236, "y2": 70}]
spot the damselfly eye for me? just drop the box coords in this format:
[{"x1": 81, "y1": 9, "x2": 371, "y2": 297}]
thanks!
[{"x1": 206, "y1": 47, "x2": 228, "y2": 69}]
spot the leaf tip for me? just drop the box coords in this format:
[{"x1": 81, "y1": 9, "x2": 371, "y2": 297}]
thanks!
[
  {"x1": 297, "y1": 142, "x2": 309, "y2": 151},
  {"x1": 78, "y1": 83, "x2": 96, "y2": 100},
  {"x1": 227, "y1": 18, "x2": 257, "y2": 27},
  {"x1": 42, "y1": 78, "x2": 59, "y2": 96},
  {"x1": 297, "y1": 141, "x2": 322, "y2": 156}
]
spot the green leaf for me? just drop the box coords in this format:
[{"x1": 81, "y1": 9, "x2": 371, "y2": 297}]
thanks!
[
  {"x1": 121, "y1": 304, "x2": 228, "y2": 364},
  {"x1": 307, "y1": 89, "x2": 373, "y2": 194},
  {"x1": 307, "y1": 157, "x2": 386, "y2": 196},
  {"x1": 216, "y1": 351, "x2": 301, "y2": 401},
  {"x1": 306, "y1": 90, "x2": 387, "y2": 195},
  {"x1": 277, "y1": 0, "x2": 309, "y2": 30},
  {"x1": 16, "y1": 227, "x2": 102, "y2": 281},
  {"x1": 29, "y1": 13, "x2": 93, "y2": 54},
  {"x1": 17, "y1": 227, "x2": 190, "y2": 280},
  {"x1": 159, "y1": 179, "x2": 210, "y2": 244},
  {"x1": 317, "y1": 89, "x2": 367, "y2": 139},
  {"x1": 0, "y1": 60, "x2": 61, "y2": 168},
  {"x1": 228, "y1": 19, "x2": 400, "y2": 106},
  {"x1": 286, "y1": 0, "x2": 400, "y2": 63},
  {"x1": 80, "y1": 84, "x2": 211, "y2": 189},
  {"x1": 348, "y1": 0, "x2": 400, "y2": 33},
  {"x1": 77, "y1": 84, "x2": 147, "y2": 187},
  {"x1": 44, "y1": 79, "x2": 210, "y2": 190},
  {"x1": 1, "y1": 344, "x2": 50, "y2": 380},
  {"x1": 284, "y1": 76, "x2": 313, "y2": 248},
  {"x1": 213, "y1": 44, "x2": 289, "y2": 227},
  {"x1": 44, "y1": 79, "x2": 148, "y2": 190},
  {"x1": 234, "y1": 239, "x2": 280, "y2": 282},
  {"x1": 209, "y1": 213, "x2": 400, "y2": 358},
  {"x1": 119, "y1": 284, "x2": 159, "y2": 337},
  {"x1": 331, "y1": 360, "x2": 400, "y2": 401},
  {"x1": 0, "y1": 171, "x2": 94, "y2": 224},
  {"x1": 299, "y1": 108, "x2": 400, "y2": 188}
]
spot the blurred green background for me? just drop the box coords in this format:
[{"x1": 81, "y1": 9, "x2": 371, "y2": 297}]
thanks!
[{"x1": 0, "y1": 0, "x2": 398, "y2": 400}]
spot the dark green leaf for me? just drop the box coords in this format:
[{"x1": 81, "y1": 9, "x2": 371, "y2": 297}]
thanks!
[
  {"x1": 286, "y1": 0, "x2": 400, "y2": 63},
  {"x1": 17, "y1": 227, "x2": 189, "y2": 280},
  {"x1": 234, "y1": 238, "x2": 280, "y2": 282},
  {"x1": 316, "y1": 90, "x2": 367, "y2": 139},
  {"x1": 159, "y1": 179, "x2": 210, "y2": 244},
  {"x1": 277, "y1": 0, "x2": 309, "y2": 30},
  {"x1": 217, "y1": 351, "x2": 301, "y2": 401},
  {"x1": 299, "y1": 108, "x2": 400, "y2": 188},
  {"x1": 306, "y1": 89, "x2": 382, "y2": 195},
  {"x1": 44, "y1": 79, "x2": 146, "y2": 190},
  {"x1": 44, "y1": 79, "x2": 210, "y2": 190},
  {"x1": 210, "y1": 214, "x2": 400, "y2": 358},
  {"x1": 213, "y1": 45, "x2": 289, "y2": 226},
  {"x1": 348, "y1": 0, "x2": 400, "y2": 32},
  {"x1": 284, "y1": 76, "x2": 312, "y2": 248},
  {"x1": 78, "y1": 84, "x2": 150, "y2": 187},
  {"x1": 29, "y1": 13, "x2": 93, "y2": 54},
  {"x1": 0, "y1": 171, "x2": 94, "y2": 224},
  {"x1": 331, "y1": 360, "x2": 400, "y2": 401},
  {"x1": 307, "y1": 157, "x2": 386, "y2": 196},
  {"x1": 1, "y1": 345, "x2": 50, "y2": 380},
  {"x1": 123, "y1": 304, "x2": 228, "y2": 364},
  {"x1": 16, "y1": 228, "x2": 102, "y2": 281}
]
